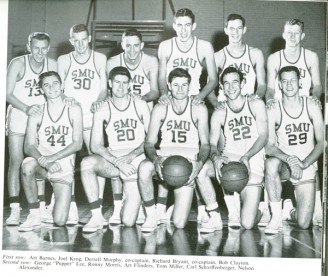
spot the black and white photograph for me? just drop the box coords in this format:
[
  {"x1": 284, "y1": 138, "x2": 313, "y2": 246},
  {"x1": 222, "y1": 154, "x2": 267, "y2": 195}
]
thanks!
[{"x1": 0, "y1": 0, "x2": 327, "y2": 275}]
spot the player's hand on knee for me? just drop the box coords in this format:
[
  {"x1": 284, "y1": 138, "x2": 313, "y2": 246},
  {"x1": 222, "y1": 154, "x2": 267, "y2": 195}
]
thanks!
[
  {"x1": 38, "y1": 156, "x2": 54, "y2": 167},
  {"x1": 213, "y1": 155, "x2": 229, "y2": 178},
  {"x1": 214, "y1": 100, "x2": 226, "y2": 110},
  {"x1": 286, "y1": 155, "x2": 304, "y2": 168},
  {"x1": 47, "y1": 162, "x2": 62, "y2": 173},
  {"x1": 187, "y1": 160, "x2": 202, "y2": 184},
  {"x1": 114, "y1": 155, "x2": 133, "y2": 167},
  {"x1": 190, "y1": 95, "x2": 204, "y2": 105},
  {"x1": 64, "y1": 97, "x2": 79, "y2": 107},
  {"x1": 266, "y1": 99, "x2": 278, "y2": 110},
  {"x1": 119, "y1": 163, "x2": 136, "y2": 176},
  {"x1": 158, "y1": 94, "x2": 172, "y2": 105},
  {"x1": 290, "y1": 164, "x2": 303, "y2": 180},
  {"x1": 239, "y1": 155, "x2": 251, "y2": 174},
  {"x1": 26, "y1": 104, "x2": 43, "y2": 117},
  {"x1": 308, "y1": 96, "x2": 322, "y2": 109},
  {"x1": 154, "y1": 156, "x2": 165, "y2": 180}
]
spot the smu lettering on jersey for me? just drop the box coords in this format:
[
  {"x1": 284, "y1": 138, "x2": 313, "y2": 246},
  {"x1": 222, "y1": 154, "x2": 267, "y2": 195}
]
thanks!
[
  {"x1": 12, "y1": 55, "x2": 48, "y2": 106},
  {"x1": 274, "y1": 48, "x2": 312, "y2": 98},
  {"x1": 160, "y1": 97, "x2": 199, "y2": 158},
  {"x1": 105, "y1": 98, "x2": 146, "y2": 156},
  {"x1": 166, "y1": 37, "x2": 202, "y2": 95},
  {"x1": 64, "y1": 51, "x2": 101, "y2": 111},
  {"x1": 276, "y1": 96, "x2": 315, "y2": 161},
  {"x1": 223, "y1": 96, "x2": 264, "y2": 160},
  {"x1": 218, "y1": 45, "x2": 256, "y2": 101},
  {"x1": 37, "y1": 103, "x2": 74, "y2": 159},
  {"x1": 120, "y1": 52, "x2": 153, "y2": 109}
]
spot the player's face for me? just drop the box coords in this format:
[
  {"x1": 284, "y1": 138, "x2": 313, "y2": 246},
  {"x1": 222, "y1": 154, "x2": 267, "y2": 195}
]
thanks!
[
  {"x1": 283, "y1": 24, "x2": 304, "y2": 47},
  {"x1": 70, "y1": 31, "x2": 90, "y2": 54},
  {"x1": 224, "y1": 19, "x2": 246, "y2": 44},
  {"x1": 110, "y1": 75, "x2": 131, "y2": 98},
  {"x1": 173, "y1": 16, "x2": 196, "y2": 42},
  {"x1": 122, "y1": 35, "x2": 144, "y2": 61},
  {"x1": 279, "y1": 71, "x2": 300, "y2": 97},
  {"x1": 169, "y1": 77, "x2": 190, "y2": 100},
  {"x1": 222, "y1": 72, "x2": 243, "y2": 100},
  {"x1": 41, "y1": 76, "x2": 62, "y2": 100},
  {"x1": 29, "y1": 39, "x2": 50, "y2": 63}
]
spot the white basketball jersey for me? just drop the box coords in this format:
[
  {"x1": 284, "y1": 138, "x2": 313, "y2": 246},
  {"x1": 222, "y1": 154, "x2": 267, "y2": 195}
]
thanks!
[
  {"x1": 120, "y1": 52, "x2": 153, "y2": 110},
  {"x1": 274, "y1": 48, "x2": 312, "y2": 98},
  {"x1": 12, "y1": 55, "x2": 48, "y2": 106},
  {"x1": 219, "y1": 45, "x2": 256, "y2": 97},
  {"x1": 105, "y1": 98, "x2": 146, "y2": 156},
  {"x1": 276, "y1": 97, "x2": 315, "y2": 161},
  {"x1": 160, "y1": 98, "x2": 199, "y2": 159},
  {"x1": 37, "y1": 103, "x2": 74, "y2": 161},
  {"x1": 166, "y1": 37, "x2": 202, "y2": 95},
  {"x1": 223, "y1": 96, "x2": 264, "y2": 161},
  {"x1": 64, "y1": 51, "x2": 101, "y2": 112}
]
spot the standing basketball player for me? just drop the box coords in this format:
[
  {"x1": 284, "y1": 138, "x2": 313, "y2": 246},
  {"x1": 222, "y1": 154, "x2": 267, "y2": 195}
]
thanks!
[
  {"x1": 5, "y1": 32, "x2": 57, "y2": 225},
  {"x1": 58, "y1": 24, "x2": 108, "y2": 223},
  {"x1": 215, "y1": 14, "x2": 266, "y2": 100},
  {"x1": 264, "y1": 66, "x2": 324, "y2": 233},
  {"x1": 198, "y1": 67, "x2": 268, "y2": 230},
  {"x1": 138, "y1": 68, "x2": 219, "y2": 232},
  {"x1": 266, "y1": 19, "x2": 323, "y2": 227},
  {"x1": 80, "y1": 66, "x2": 150, "y2": 232},
  {"x1": 106, "y1": 28, "x2": 159, "y2": 223},
  {"x1": 18, "y1": 71, "x2": 83, "y2": 231}
]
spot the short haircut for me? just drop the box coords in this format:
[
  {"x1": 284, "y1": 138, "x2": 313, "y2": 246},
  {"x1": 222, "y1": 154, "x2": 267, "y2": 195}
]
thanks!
[
  {"x1": 168, "y1": 68, "x2": 191, "y2": 84},
  {"x1": 174, "y1": 8, "x2": 195, "y2": 24},
  {"x1": 28, "y1": 32, "x2": 50, "y2": 45},
  {"x1": 39, "y1": 71, "x2": 62, "y2": 87},
  {"x1": 220, "y1": 67, "x2": 244, "y2": 84},
  {"x1": 284, "y1": 19, "x2": 304, "y2": 32},
  {"x1": 108, "y1": 66, "x2": 132, "y2": 81},
  {"x1": 226, "y1": 14, "x2": 246, "y2": 27},
  {"x1": 122, "y1": 28, "x2": 143, "y2": 41},
  {"x1": 70, "y1": 24, "x2": 89, "y2": 37},
  {"x1": 278, "y1": 66, "x2": 300, "y2": 80}
]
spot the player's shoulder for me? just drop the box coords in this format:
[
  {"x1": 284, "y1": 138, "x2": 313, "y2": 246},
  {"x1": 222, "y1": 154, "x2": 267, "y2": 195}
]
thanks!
[
  {"x1": 159, "y1": 38, "x2": 171, "y2": 46},
  {"x1": 191, "y1": 101, "x2": 208, "y2": 114},
  {"x1": 8, "y1": 55, "x2": 25, "y2": 68},
  {"x1": 197, "y1": 38, "x2": 213, "y2": 50},
  {"x1": 94, "y1": 50, "x2": 106, "y2": 59},
  {"x1": 305, "y1": 96, "x2": 321, "y2": 112},
  {"x1": 248, "y1": 97, "x2": 266, "y2": 111},
  {"x1": 249, "y1": 45, "x2": 263, "y2": 56},
  {"x1": 303, "y1": 48, "x2": 318, "y2": 60},
  {"x1": 47, "y1": 57, "x2": 57, "y2": 67},
  {"x1": 68, "y1": 101, "x2": 83, "y2": 114},
  {"x1": 143, "y1": 52, "x2": 157, "y2": 61},
  {"x1": 106, "y1": 54, "x2": 121, "y2": 66},
  {"x1": 57, "y1": 53, "x2": 70, "y2": 63},
  {"x1": 267, "y1": 51, "x2": 280, "y2": 65}
]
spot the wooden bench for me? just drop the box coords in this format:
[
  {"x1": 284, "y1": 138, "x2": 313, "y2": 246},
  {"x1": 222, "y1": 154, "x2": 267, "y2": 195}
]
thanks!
[{"x1": 91, "y1": 20, "x2": 166, "y2": 49}]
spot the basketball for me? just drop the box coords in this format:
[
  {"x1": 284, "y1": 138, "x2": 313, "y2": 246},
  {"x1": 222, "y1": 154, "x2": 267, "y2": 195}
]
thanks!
[
  {"x1": 220, "y1": 161, "x2": 249, "y2": 193},
  {"x1": 162, "y1": 155, "x2": 193, "y2": 187}
]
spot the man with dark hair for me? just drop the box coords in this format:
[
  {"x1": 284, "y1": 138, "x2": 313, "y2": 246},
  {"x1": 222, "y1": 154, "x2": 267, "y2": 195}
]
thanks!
[
  {"x1": 80, "y1": 66, "x2": 150, "y2": 232},
  {"x1": 18, "y1": 71, "x2": 83, "y2": 231},
  {"x1": 264, "y1": 65, "x2": 324, "y2": 234},
  {"x1": 5, "y1": 32, "x2": 57, "y2": 226}
]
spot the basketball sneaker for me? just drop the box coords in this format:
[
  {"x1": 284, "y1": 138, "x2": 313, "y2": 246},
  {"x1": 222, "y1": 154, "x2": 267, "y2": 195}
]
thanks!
[
  {"x1": 258, "y1": 202, "x2": 271, "y2": 227},
  {"x1": 312, "y1": 212, "x2": 322, "y2": 227},
  {"x1": 141, "y1": 216, "x2": 157, "y2": 232},
  {"x1": 282, "y1": 199, "x2": 294, "y2": 221},
  {"x1": 66, "y1": 201, "x2": 79, "y2": 225},
  {"x1": 40, "y1": 201, "x2": 54, "y2": 224},
  {"x1": 6, "y1": 203, "x2": 21, "y2": 226},
  {"x1": 228, "y1": 213, "x2": 241, "y2": 228},
  {"x1": 165, "y1": 204, "x2": 174, "y2": 222},
  {"x1": 264, "y1": 216, "x2": 283, "y2": 234},
  {"x1": 156, "y1": 204, "x2": 167, "y2": 224},
  {"x1": 199, "y1": 212, "x2": 223, "y2": 233},
  {"x1": 83, "y1": 214, "x2": 104, "y2": 233},
  {"x1": 136, "y1": 205, "x2": 146, "y2": 224},
  {"x1": 18, "y1": 212, "x2": 41, "y2": 232},
  {"x1": 197, "y1": 205, "x2": 210, "y2": 223}
]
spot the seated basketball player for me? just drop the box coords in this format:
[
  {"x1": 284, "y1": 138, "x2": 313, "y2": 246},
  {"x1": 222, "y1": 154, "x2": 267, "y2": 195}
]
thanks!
[
  {"x1": 264, "y1": 66, "x2": 324, "y2": 234},
  {"x1": 80, "y1": 66, "x2": 150, "y2": 232},
  {"x1": 19, "y1": 71, "x2": 83, "y2": 231},
  {"x1": 198, "y1": 67, "x2": 268, "y2": 230},
  {"x1": 138, "y1": 68, "x2": 221, "y2": 232}
]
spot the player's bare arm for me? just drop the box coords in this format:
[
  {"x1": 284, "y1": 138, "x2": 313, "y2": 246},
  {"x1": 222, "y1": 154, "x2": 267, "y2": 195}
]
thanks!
[
  {"x1": 24, "y1": 111, "x2": 43, "y2": 160},
  {"x1": 197, "y1": 40, "x2": 219, "y2": 104},
  {"x1": 48, "y1": 58, "x2": 58, "y2": 72},
  {"x1": 106, "y1": 55, "x2": 120, "y2": 77},
  {"x1": 265, "y1": 52, "x2": 280, "y2": 102},
  {"x1": 93, "y1": 52, "x2": 108, "y2": 105},
  {"x1": 188, "y1": 104, "x2": 210, "y2": 183},
  {"x1": 158, "y1": 40, "x2": 171, "y2": 102},
  {"x1": 142, "y1": 55, "x2": 159, "y2": 102},
  {"x1": 240, "y1": 99, "x2": 268, "y2": 171},
  {"x1": 57, "y1": 54, "x2": 70, "y2": 89},
  {"x1": 250, "y1": 47, "x2": 266, "y2": 99},
  {"x1": 6, "y1": 57, "x2": 42, "y2": 116},
  {"x1": 306, "y1": 49, "x2": 322, "y2": 99},
  {"x1": 301, "y1": 99, "x2": 324, "y2": 168}
]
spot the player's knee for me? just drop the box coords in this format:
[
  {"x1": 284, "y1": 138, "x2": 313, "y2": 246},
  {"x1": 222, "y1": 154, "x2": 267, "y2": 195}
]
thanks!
[
  {"x1": 198, "y1": 162, "x2": 211, "y2": 179},
  {"x1": 173, "y1": 217, "x2": 188, "y2": 229},
  {"x1": 122, "y1": 216, "x2": 135, "y2": 227},
  {"x1": 265, "y1": 158, "x2": 280, "y2": 178},
  {"x1": 21, "y1": 158, "x2": 38, "y2": 176},
  {"x1": 53, "y1": 214, "x2": 66, "y2": 227},
  {"x1": 138, "y1": 160, "x2": 154, "y2": 177},
  {"x1": 80, "y1": 156, "x2": 97, "y2": 172},
  {"x1": 241, "y1": 217, "x2": 256, "y2": 230},
  {"x1": 297, "y1": 216, "x2": 312, "y2": 230}
]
